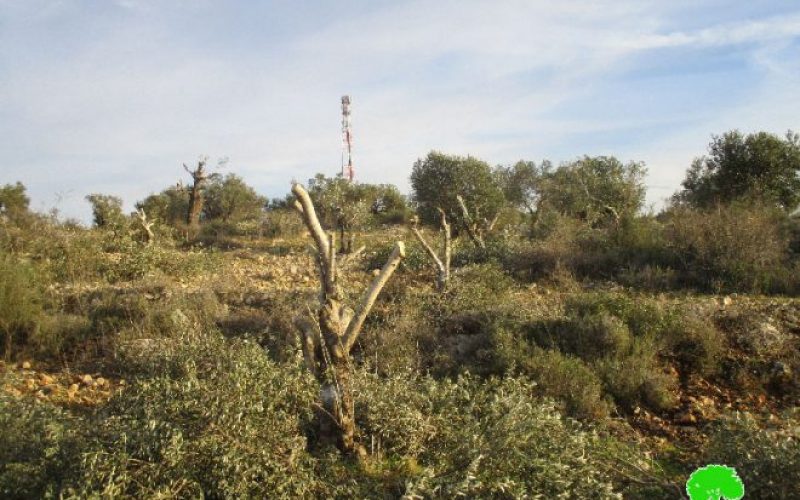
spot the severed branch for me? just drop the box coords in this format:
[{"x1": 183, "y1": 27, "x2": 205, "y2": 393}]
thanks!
[
  {"x1": 342, "y1": 241, "x2": 405, "y2": 352},
  {"x1": 294, "y1": 315, "x2": 321, "y2": 378}
]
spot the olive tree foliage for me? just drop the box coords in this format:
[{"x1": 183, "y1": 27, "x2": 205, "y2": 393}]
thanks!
[
  {"x1": 536, "y1": 156, "x2": 647, "y2": 227},
  {"x1": 675, "y1": 130, "x2": 800, "y2": 210},
  {"x1": 494, "y1": 160, "x2": 551, "y2": 215},
  {"x1": 306, "y1": 174, "x2": 408, "y2": 251},
  {"x1": 410, "y1": 151, "x2": 505, "y2": 228},
  {"x1": 135, "y1": 185, "x2": 190, "y2": 228},
  {"x1": 202, "y1": 173, "x2": 267, "y2": 223},
  {"x1": 0, "y1": 182, "x2": 30, "y2": 222},
  {"x1": 85, "y1": 194, "x2": 125, "y2": 229},
  {"x1": 307, "y1": 174, "x2": 370, "y2": 253}
]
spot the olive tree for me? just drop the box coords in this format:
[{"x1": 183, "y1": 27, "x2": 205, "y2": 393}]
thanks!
[
  {"x1": 85, "y1": 194, "x2": 125, "y2": 229},
  {"x1": 203, "y1": 173, "x2": 266, "y2": 223},
  {"x1": 494, "y1": 160, "x2": 550, "y2": 215},
  {"x1": 675, "y1": 130, "x2": 800, "y2": 210},
  {"x1": 410, "y1": 152, "x2": 505, "y2": 230},
  {"x1": 537, "y1": 156, "x2": 646, "y2": 227},
  {"x1": 0, "y1": 182, "x2": 30, "y2": 223},
  {"x1": 136, "y1": 185, "x2": 190, "y2": 228}
]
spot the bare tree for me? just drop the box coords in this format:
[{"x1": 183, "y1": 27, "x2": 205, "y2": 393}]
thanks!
[
  {"x1": 410, "y1": 208, "x2": 451, "y2": 292},
  {"x1": 456, "y1": 194, "x2": 499, "y2": 249},
  {"x1": 184, "y1": 158, "x2": 209, "y2": 236},
  {"x1": 292, "y1": 183, "x2": 405, "y2": 457}
]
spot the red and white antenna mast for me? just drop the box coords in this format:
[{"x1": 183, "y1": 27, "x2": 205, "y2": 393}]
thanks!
[{"x1": 341, "y1": 95, "x2": 354, "y2": 182}]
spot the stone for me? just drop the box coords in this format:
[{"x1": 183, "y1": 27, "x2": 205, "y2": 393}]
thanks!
[
  {"x1": 95, "y1": 377, "x2": 107, "y2": 387},
  {"x1": 38, "y1": 374, "x2": 55, "y2": 385},
  {"x1": 738, "y1": 321, "x2": 790, "y2": 355},
  {"x1": 67, "y1": 384, "x2": 80, "y2": 397},
  {"x1": 81, "y1": 374, "x2": 93, "y2": 385},
  {"x1": 20, "y1": 361, "x2": 31, "y2": 370}
]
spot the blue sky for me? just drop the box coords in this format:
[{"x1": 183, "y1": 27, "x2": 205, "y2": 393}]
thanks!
[{"x1": 1, "y1": 0, "x2": 799, "y2": 221}]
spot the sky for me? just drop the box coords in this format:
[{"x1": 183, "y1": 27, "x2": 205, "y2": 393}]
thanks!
[{"x1": 1, "y1": 0, "x2": 799, "y2": 222}]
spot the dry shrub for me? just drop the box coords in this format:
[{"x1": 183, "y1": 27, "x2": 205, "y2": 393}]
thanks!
[
  {"x1": 593, "y1": 336, "x2": 678, "y2": 413},
  {"x1": 0, "y1": 254, "x2": 44, "y2": 360},
  {"x1": 665, "y1": 203, "x2": 791, "y2": 292},
  {"x1": 662, "y1": 312, "x2": 726, "y2": 380}
]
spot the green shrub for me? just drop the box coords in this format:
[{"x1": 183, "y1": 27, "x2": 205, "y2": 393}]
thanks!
[
  {"x1": 69, "y1": 335, "x2": 322, "y2": 499},
  {"x1": 436, "y1": 262, "x2": 516, "y2": 314},
  {"x1": 396, "y1": 375, "x2": 630, "y2": 498},
  {"x1": 0, "y1": 395, "x2": 83, "y2": 499},
  {"x1": 704, "y1": 412, "x2": 800, "y2": 499},
  {"x1": 196, "y1": 219, "x2": 241, "y2": 248},
  {"x1": 37, "y1": 228, "x2": 106, "y2": 283},
  {"x1": 0, "y1": 254, "x2": 44, "y2": 360},
  {"x1": 365, "y1": 239, "x2": 429, "y2": 274},
  {"x1": 357, "y1": 295, "x2": 436, "y2": 376},
  {"x1": 450, "y1": 236, "x2": 514, "y2": 267},
  {"x1": 30, "y1": 314, "x2": 92, "y2": 359},
  {"x1": 564, "y1": 292, "x2": 671, "y2": 338},
  {"x1": 262, "y1": 209, "x2": 305, "y2": 238}
]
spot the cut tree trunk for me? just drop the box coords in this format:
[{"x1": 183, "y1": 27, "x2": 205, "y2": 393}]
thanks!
[{"x1": 185, "y1": 160, "x2": 208, "y2": 237}]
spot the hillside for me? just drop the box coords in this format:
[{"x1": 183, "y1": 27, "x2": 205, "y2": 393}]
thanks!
[{"x1": 2, "y1": 210, "x2": 799, "y2": 498}]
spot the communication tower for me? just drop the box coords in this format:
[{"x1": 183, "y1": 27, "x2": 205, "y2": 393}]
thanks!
[{"x1": 341, "y1": 95, "x2": 354, "y2": 182}]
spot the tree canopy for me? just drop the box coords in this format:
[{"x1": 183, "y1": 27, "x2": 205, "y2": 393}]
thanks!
[
  {"x1": 410, "y1": 151, "x2": 505, "y2": 227},
  {"x1": 494, "y1": 160, "x2": 550, "y2": 215},
  {"x1": 203, "y1": 174, "x2": 266, "y2": 223},
  {"x1": 136, "y1": 185, "x2": 190, "y2": 227},
  {"x1": 536, "y1": 156, "x2": 646, "y2": 226},
  {"x1": 676, "y1": 130, "x2": 800, "y2": 210},
  {"x1": 85, "y1": 194, "x2": 125, "y2": 229},
  {"x1": 0, "y1": 182, "x2": 30, "y2": 223}
]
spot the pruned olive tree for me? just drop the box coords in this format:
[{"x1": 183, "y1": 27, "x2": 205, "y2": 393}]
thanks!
[
  {"x1": 291, "y1": 183, "x2": 405, "y2": 457},
  {"x1": 456, "y1": 194, "x2": 499, "y2": 249},
  {"x1": 410, "y1": 208, "x2": 451, "y2": 292},
  {"x1": 134, "y1": 208, "x2": 155, "y2": 246}
]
